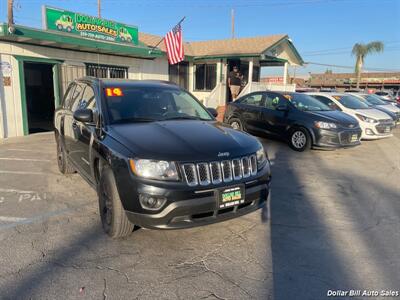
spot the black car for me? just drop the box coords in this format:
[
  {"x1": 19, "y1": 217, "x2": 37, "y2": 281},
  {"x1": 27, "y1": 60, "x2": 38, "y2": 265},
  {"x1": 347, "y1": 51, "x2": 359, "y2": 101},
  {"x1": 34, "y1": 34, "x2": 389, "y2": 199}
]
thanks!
[
  {"x1": 54, "y1": 78, "x2": 271, "y2": 238},
  {"x1": 223, "y1": 91, "x2": 362, "y2": 151}
]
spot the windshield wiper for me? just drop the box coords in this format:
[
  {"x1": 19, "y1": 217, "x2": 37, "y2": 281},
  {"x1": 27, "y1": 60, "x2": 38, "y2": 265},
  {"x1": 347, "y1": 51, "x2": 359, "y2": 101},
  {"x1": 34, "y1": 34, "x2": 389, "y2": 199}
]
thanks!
[
  {"x1": 113, "y1": 117, "x2": 156, "y2": 124},
  {"x1": 163, "y1": 116, "x2": 207, "y2": 121}
]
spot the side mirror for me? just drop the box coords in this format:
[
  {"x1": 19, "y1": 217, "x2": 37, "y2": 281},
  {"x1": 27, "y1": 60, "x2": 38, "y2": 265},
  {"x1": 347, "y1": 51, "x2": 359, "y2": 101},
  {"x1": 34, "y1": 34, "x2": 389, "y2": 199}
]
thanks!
[
  {"x1": 276, "y1": 105, "x2": 288, "y2": 112},
  {"x1": 73, "y1": 108, "x2": 93, "y2": 123},
  {"x1": 207, "y1": 107, "x2": 218, "y2": 117}
]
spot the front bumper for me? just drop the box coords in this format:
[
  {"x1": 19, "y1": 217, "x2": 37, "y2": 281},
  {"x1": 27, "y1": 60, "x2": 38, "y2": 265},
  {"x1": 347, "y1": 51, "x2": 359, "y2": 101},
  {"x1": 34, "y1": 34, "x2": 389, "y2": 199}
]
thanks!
[
  {"x1": 125, "y1": 181, "x2": 269, "y2": 229},
  {"x1": 361, "y1": 121, "x2": 395, "y2": 140},
  {"x1": 312, "y1": 127, "x2": 362, "y2": 149}
]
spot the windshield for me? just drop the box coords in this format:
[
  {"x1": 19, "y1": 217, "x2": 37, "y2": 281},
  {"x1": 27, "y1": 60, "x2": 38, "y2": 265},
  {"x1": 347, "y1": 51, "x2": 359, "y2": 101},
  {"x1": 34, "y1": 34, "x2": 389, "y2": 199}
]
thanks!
[
  {"x1": 362, "y1": 94, "x2": 387, "y2": 105},
  {"x1": 104, "y1": 86, "x2": 213, "y2": 124},
  {"x1": 334, "y1": 95, "x2": 370, "y2": 109},
  {"x1": 287, "y1": 93, "x2": 331, "y2": 111}
]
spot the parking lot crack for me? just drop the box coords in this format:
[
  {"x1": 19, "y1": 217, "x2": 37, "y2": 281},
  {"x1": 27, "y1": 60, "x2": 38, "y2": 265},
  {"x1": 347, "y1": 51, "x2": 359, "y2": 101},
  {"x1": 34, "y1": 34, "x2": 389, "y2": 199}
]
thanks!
[
  {"x1": 102, "y1": 278, "x2": 107, "y2": 300},
  {"x1": 200, "y1": 290, "x2": 228, "y2": 300},
  {"x1": 172, "y1": 224, "x2": 256, "y2": 267},
  {"x1": 52, "y1": 261, "x2": 131, "y2": 283}
]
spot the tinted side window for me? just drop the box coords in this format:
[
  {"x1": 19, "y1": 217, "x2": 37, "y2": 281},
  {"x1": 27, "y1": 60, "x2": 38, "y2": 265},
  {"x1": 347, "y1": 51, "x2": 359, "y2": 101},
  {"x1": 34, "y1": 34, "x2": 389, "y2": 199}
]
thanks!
[
  {"x1": 264, "y1": 93, "x2": 288, "y2": 110},
  {"x1": 70, "y1": 83, "x2": 85, "y2": 112},
  {"x1": 80, "y1": 85, "x2": 96, "y2": 111},
  {"x1": 63, "y1": 83, "x2": 75, "y2": 109},
  {"x1": 313, "y1": 96, "x2": 341, "y2": 111},
  {"x1": 240, "y1": 93, "x2": 264, "y2": 106}
]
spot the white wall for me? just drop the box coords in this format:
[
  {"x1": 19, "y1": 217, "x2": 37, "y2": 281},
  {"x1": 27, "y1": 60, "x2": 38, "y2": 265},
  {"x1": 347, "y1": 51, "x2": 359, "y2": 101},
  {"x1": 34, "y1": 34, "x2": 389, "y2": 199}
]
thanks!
[
  {"x1": 0, "y1": 41, "x2": 169, "y2": 138},
  {"x1": 0, "y1": 53, "x2": 22, "y2": 138},
  {"x1": 191, "y1": 59, "x2": 223, "y2": 104},
  {"x1": 138, "y1": 57, "x2": 168, "y2": 81}
]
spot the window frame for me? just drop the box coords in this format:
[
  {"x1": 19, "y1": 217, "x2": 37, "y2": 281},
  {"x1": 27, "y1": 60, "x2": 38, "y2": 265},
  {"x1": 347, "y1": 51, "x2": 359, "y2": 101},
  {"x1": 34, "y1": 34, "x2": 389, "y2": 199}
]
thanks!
[
  {"x1": 80, "y1": 85, "x2": 97, "y2": 111},
  {"x1": 69, "y1": 83, "x2": 85, "y2": 112},
  {"x1": 263, "y1": 92, "x2": 290, "y2": 111},
  {"x1": 312, "y1": 95, "x2": 342, "y2": 111},
  {"x1": 194, "y1": 63, "x2": 217, "y2": 91},
  {"x1": 86, "y1": 63, "x2": 128, "y2": 79},
  {"x1": 238, "y1": 92, "x2": 265, "y2": 107},
  {"x1": 169, "y1": 61, "x2": 189, "y2": 90},
  {"x1": 62, "y1": 83, "x2": 76, "y2": 109}
]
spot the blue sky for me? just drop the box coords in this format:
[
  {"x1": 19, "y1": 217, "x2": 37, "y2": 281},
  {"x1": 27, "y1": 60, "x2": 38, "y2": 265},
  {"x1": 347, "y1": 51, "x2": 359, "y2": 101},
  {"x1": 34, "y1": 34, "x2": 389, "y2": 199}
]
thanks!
[{"x1": 1, "y1": 0, "x2": 399, "y2": 76}]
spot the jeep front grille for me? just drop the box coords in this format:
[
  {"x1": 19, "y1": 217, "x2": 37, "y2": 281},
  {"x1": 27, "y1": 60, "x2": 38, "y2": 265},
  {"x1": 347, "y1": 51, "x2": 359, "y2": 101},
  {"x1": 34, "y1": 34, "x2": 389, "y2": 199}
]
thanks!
[{"x1": 181, "y1": 155, "x2": 257, "y2": 186}]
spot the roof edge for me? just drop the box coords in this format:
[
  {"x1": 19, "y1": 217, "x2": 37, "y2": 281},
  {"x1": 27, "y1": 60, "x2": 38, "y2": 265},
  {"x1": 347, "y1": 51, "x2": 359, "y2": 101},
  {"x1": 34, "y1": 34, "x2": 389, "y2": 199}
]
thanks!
[{"x1": 0, "y1": 23, "x2": 163, "y2": 58}]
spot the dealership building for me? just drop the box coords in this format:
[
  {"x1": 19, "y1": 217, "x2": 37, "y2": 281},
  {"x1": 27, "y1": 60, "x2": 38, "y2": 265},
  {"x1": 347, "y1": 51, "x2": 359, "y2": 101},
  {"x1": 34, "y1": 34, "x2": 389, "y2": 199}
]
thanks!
[
  {"x1": 308, "y1": 72, "x2": 400, "y2": 90},
  {"x1": 0, "y1": 7, "x2": 303, "y2": 138}
]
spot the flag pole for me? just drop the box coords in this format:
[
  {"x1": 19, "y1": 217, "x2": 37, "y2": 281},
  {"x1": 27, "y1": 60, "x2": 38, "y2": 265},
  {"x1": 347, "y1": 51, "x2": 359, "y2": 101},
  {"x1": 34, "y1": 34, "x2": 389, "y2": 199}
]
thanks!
[{"x1": 149, "y1": 16, "x2": 186, "y2": 54}]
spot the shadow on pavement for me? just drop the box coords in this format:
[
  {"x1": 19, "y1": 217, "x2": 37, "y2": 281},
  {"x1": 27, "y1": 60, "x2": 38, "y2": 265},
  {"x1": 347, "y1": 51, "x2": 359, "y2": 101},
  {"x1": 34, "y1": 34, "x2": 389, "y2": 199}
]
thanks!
[
  {"x1": 267, "y1": 139, "x2": 400, "y2": 299},
  {"x1": 0, "y1": 226, "x2": 105, "y2": 299}
]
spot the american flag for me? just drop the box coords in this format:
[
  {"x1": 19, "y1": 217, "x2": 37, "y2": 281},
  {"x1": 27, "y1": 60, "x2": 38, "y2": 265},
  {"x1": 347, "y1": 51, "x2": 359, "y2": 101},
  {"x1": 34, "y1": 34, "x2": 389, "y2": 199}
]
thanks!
[{"x1": 164, "y1": 23, "x2": 184, "y2": 65}]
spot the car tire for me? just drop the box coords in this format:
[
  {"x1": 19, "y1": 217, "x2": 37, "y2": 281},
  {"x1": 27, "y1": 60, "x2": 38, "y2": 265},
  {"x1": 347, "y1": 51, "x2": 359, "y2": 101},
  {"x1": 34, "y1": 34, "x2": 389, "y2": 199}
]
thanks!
[
  {"x1": 229, "y1": 118, "x2": 243, "y2": 131},
  {"x1": 98, "y1": 166, "x2": 134, "y2": 238},
  {"x1": 289, "y1": 127, "x2": 311, "y2": 152},
  {"x1": 56, "y1": 136, "x2": 75, "y2": 174}
]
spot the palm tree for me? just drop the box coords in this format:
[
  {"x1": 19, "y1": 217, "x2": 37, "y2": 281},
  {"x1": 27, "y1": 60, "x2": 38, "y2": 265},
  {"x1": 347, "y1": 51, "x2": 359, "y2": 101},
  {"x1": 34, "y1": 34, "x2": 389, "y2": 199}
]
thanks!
[{"x1": 352, "y1": 41, "x2": 384, "y2": 88}]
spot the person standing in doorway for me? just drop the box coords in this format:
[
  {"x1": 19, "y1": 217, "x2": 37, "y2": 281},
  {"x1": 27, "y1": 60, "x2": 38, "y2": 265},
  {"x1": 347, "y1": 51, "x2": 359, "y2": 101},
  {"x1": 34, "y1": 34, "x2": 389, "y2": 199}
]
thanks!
[{"x1": 228, "y1": 66, "x2": 243, "y2": 100}]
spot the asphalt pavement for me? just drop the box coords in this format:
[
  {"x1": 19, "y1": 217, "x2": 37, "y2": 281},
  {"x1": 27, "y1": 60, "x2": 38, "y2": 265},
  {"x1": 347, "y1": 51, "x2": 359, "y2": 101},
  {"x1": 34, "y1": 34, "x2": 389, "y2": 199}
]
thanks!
[{"x1": 0, "y1": 129, "x2": 399, "y2": 299}]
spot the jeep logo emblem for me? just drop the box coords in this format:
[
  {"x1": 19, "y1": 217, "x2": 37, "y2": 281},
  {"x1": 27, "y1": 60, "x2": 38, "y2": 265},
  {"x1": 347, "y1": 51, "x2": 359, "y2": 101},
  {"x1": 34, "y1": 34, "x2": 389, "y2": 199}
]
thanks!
[{"x1": 218, "y1": 152, "x2": 230, "y2": 157}]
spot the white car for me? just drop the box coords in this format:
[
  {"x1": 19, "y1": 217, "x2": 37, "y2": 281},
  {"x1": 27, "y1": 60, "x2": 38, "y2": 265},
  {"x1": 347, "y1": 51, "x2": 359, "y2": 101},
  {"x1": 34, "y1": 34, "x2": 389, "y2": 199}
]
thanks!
[
  {"x1": 347, "y1": 93, "x2": 400, "y2": 124},
  {"x1": 306, "y1": 93, "x2": 395, "y2": 140},
  {"x1": 375, "y1": 90, "x2": 395, "y2": 101}
]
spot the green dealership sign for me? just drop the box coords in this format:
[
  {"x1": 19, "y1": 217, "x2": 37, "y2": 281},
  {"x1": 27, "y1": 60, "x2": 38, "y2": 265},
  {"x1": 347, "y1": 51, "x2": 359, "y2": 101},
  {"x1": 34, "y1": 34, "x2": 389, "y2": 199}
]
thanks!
[{"x1": 43, "y1": 6, "x2": 139, "y2": 45}]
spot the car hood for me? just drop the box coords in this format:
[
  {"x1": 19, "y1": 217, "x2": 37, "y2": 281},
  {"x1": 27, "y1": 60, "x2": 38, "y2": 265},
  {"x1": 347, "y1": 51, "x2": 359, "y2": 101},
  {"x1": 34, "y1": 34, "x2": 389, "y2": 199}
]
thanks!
[
  {"x1": 376, "y1": 104, "x2": 400, "y2": 113},
  {"x1": 107, "y1": 120, "x2": 261, "y2": 161},
  {"x1": 353, "y1": 108, "x2": 392, "y2": 120},
  {"x1": 307, "y1": 110, "x2": 358, "y2": 126}
]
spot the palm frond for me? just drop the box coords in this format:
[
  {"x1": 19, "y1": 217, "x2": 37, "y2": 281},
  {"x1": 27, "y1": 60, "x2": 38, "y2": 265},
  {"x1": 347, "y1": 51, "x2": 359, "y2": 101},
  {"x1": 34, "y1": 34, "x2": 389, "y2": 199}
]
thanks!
[
  {"x1": 366, "y1": 41, "x2": 384, "y2": 53},
  {"x1": 351, "y1": 40, "x2": 384, "y2": 88},
  {"x1": 352, "y1": 43, "x2": 366, "y2": 56}
]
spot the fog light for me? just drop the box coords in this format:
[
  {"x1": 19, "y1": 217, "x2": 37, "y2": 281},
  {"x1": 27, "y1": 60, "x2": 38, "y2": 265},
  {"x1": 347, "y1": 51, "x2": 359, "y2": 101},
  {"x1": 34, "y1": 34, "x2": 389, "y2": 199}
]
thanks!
[
  {"x1": 139, "y1": 194, "x2": 167, "y2": 210},
  {"x1": 365, "y1": 128, "x2": 374, "y2": 135}
]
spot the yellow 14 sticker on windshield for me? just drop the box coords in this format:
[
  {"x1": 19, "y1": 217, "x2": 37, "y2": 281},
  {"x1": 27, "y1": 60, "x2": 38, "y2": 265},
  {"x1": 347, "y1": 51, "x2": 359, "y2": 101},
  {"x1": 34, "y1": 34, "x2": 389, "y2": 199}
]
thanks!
[{"x1": 332, "y1": 95, "x2": 341, "y2": 100}]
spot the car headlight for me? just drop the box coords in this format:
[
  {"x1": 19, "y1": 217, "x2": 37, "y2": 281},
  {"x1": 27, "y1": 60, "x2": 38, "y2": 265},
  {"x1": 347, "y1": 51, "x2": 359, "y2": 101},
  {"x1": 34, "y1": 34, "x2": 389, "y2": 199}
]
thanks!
[
  {"x1": 355, "y1": 114, "x2": 378, "y2": 123},
  {"x1": 129, "y1": 159, "x2": 179, "y2": 180},
  {"x1": 256, "y1": 148, "x2": 267, "y2": 170},
  {"x1": 314, "y1": 121, "x2": 337, "y2": 129}
]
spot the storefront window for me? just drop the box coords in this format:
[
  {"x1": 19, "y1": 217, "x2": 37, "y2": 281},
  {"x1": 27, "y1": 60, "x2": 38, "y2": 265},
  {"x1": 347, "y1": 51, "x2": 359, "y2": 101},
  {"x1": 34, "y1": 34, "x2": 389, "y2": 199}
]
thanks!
[
  {"x1": 194, "y1": 63, "x2": 217, "y2": 91},
  {"x1": 169, "y1": 62, "x2": 189, "y2": 90},
  {"x1": 252, "y1": 66, "x2": 260, "y2": 82},
  {"x1": 86, "y1": 64, "x2": 127, "y2": 79}
]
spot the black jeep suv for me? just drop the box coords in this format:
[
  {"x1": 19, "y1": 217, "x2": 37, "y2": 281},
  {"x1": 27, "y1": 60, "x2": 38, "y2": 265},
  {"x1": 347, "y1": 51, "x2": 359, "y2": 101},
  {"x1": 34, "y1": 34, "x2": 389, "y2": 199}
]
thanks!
[{"x1": 54, "y1": 78, "x2": 271, "y2": 238}]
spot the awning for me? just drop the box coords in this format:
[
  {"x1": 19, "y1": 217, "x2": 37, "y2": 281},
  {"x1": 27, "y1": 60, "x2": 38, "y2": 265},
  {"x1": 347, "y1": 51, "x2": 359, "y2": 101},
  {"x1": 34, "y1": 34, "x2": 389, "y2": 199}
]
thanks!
[{"x1": 0, "y1": 23, "x2": 163, "y2": 59}]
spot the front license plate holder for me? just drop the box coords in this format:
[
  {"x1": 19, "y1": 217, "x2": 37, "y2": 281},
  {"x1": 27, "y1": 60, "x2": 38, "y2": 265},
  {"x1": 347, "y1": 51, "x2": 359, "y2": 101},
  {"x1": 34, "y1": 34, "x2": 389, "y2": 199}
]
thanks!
[{"x1": 217, "y1": 185, "x2": 245, "y2": 209}]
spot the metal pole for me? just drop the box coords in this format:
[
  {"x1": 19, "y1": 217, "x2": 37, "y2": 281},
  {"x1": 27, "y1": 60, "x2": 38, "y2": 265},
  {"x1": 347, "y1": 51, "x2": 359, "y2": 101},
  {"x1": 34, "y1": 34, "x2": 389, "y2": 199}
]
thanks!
[
  {"x1": 231, "y1": 8, "x2": 235, "y2": 39},
  {"x1": 8, "y1": 0, "x2": 14, "y2": 27},
  {"x1": 98, "y1": 0, "x2": 101, "y2": 18}
]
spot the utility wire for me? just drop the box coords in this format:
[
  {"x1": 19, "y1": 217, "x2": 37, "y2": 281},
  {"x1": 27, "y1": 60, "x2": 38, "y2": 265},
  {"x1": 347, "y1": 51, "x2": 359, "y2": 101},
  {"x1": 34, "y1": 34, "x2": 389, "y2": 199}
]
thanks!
[
  {"x1": 302, "y1": 41, "x2": 400, "y2": 55},
  {"x1": 305, "y1": 62, "x2": 400, "y2": 72}
]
